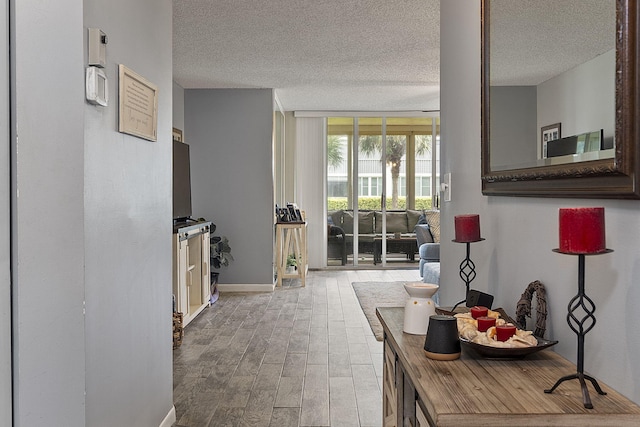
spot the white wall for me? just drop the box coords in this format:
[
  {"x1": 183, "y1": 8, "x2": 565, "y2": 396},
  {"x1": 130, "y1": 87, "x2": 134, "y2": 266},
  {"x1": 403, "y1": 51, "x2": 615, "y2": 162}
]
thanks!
[
  {"x1": 284, "y1": 111, "x2": 297, "y2": 203},
  {"x1": 442, "y1": 1, "x2": 640, "y2": 405},
  {"x1": 11, "y1": 0, "x2": 175, "y2": 426},
  {"x1": 186, "y1": 89, "x2": 275, "y2": 288},
  {"x1": 294, "y1": 117, "x2": 326, "y2": 268}
]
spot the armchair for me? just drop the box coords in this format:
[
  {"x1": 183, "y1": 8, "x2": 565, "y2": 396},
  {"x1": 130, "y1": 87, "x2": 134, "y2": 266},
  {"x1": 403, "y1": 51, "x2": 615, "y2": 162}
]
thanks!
[
  {"x1": 415, "y1": 224, "x2": 440, "y2": 287},
  {"x1": 327, "y1": 224, "x2": 347, "y2": 265}
]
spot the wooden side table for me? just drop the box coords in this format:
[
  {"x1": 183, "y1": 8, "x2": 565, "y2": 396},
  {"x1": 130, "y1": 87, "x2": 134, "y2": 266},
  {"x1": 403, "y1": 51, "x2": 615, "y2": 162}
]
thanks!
[{"x1": 275, "y1": 222, "x2": 307, "y2": 287}]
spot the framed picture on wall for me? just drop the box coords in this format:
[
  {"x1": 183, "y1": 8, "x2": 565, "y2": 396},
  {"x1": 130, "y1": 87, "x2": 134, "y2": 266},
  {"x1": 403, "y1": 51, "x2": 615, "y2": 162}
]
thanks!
[
  {"x1": 173, "y1": 127, "x2": 183, "y2": 142},
  {"x1": 541, "y1": 123, "x2": 561, "y2": 159},
  {"x1": 118, "y1": 64, "x2": 158, "y2": 142}
]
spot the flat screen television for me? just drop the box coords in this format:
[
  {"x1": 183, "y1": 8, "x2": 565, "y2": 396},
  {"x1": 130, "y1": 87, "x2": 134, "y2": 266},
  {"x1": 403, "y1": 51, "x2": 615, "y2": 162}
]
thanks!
[
  {"x1": 547, "y1": 129, "x2": 604, "y2": 158},
  {"x1": 173, "y1": 140, "x2": 192, "y2": 221}
]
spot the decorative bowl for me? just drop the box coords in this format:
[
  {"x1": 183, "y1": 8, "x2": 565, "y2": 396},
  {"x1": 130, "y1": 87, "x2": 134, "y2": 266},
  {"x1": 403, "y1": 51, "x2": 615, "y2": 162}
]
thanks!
[
  {"x1": 436, "y1": 307, "x2": 558, "y2": 359},
  {"x1": 459, "y1": 336, "x2": 558, "y2": 359}
]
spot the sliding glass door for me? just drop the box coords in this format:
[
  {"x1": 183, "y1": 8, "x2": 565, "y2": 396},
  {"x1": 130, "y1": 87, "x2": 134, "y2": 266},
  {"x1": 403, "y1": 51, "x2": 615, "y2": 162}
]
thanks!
[
  {"x1": 356, "y1": 118, "x2": 385, "y2": 266},
  {"x1": 327, "y1": 115, "x2": 440, "y2": 267}
]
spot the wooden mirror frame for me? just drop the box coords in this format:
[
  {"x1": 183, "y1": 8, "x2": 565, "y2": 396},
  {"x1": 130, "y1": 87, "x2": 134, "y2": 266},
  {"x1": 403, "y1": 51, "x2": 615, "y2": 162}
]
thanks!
[{"x1": 481, "y1": 0, "x2": 640, "y2": 198}]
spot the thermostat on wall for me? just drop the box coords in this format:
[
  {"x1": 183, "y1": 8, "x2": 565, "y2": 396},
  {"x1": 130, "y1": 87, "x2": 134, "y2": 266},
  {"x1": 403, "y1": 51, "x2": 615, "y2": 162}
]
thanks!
[{"x1": 86, "y1": 66, "x2": 108, "y2": 107}]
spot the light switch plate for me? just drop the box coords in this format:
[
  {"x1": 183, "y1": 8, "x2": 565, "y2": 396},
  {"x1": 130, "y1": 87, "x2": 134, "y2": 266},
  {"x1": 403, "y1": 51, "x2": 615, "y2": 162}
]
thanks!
[{"x1": 442, "y1": 173, "x2": 451, "y2": 202}]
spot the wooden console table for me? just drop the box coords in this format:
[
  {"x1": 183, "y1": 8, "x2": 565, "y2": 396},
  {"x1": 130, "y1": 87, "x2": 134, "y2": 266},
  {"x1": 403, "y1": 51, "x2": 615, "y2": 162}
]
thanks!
[
  {"x1": 275, "y1": 222, "x2": 307, "y2": 287},
  {"x1": 376, "y1": 307, "x2": 640, "y2": 426}
]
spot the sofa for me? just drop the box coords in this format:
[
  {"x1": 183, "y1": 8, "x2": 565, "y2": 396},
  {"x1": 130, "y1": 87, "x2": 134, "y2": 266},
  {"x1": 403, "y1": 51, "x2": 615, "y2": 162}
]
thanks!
[{"x1": 328, "y1": 209, "x2": 440, "y2": 265}]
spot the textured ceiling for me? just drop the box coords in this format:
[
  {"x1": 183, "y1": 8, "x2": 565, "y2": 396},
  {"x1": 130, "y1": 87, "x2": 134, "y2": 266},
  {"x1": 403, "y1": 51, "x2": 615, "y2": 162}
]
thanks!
[
  {"x1": 172, "y1": 1, "x2": 615, "y2": 112},
  {"x1": 490, "y1": 0, "x2": 615, "y2": 86},
  {"x1": 173, "y1": 0, "x2": 440, "y2": 112}
]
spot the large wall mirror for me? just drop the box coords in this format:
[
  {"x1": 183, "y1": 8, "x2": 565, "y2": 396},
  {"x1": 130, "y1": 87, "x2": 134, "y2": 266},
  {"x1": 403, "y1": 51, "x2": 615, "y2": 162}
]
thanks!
[{"x1": 481, "y1": 0, "x2": 640, "y2": 198}]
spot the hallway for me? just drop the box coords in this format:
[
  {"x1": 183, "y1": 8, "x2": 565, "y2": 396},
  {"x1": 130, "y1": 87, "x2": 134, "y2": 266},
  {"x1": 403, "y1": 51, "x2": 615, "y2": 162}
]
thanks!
[{"x1": 173, "y1": 268, "x2": 419, "y2": 426}]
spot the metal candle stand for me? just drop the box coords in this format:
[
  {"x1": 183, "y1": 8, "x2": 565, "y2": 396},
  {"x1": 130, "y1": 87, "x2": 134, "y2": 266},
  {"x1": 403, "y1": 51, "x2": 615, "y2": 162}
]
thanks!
[
  {"x1": 544, "y1": 250, "x2": 612, "y2": 409},
  {"x1": 451, "y1": 238, "x2": 484, "y2": 311}
]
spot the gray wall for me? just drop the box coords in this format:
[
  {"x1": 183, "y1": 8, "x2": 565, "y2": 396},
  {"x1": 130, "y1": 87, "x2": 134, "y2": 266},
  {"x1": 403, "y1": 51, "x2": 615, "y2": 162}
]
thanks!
[
  {"x1": 83, "y1": 1, "x2": 174, "y2": 426},
  {"x1": 0, "y1": 0, "x2": 10, "y2": 423},
  {"x1": 442, "y1": 1, "x2": 640, "y2": 405},
  {"x1": 11, "y1": 0, "x2": 174, "y2": 426},
  {"x1": 173, "y1": 81, "x2": 185, "y2": 138},
  {"x1": 491, "y1": 50, "x2": 615, "y2": 170},
  {"x1": 186, "y1": 89, "x2": 275, "y2": 286},
  {"x1": 12, "y1": 0, "x2": 86, "y2": 425},
  {"x1": 538, "y1": 50, "x2": 615, "y2": 148},
  {"x1": 490, "y1": 86, "x2": 537, "y2": 168}
]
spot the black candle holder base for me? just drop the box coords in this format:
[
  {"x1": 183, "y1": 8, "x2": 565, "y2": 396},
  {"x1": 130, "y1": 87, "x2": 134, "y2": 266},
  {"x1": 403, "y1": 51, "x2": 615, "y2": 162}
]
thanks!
[
  {"x1": 451, "y1": 239, "x2": 484, "y2": 311},
  {"x1": 546, "y1": 250, "x2": 612, "y2": 409},
  {"x1": 544, "y1": 372, "x2": 606, "y2": 409}
]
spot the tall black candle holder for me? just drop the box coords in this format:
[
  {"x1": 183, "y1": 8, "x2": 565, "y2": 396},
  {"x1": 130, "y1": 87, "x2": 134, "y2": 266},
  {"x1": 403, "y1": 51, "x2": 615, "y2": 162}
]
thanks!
[
  {"x1": 544, "y1": 249, "x2": 612, "y2": 409},
  {"x1": 451, "y1": 238, "x2": 484, "y2": 311}
]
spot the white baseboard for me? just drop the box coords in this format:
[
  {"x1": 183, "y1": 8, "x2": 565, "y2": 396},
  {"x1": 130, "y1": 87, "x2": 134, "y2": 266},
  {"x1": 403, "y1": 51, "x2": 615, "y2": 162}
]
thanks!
[
  {"x1": 217, "y1": 283, "x2": 275, "y2": 292},
  {"x1": 160, "y1": 406, "x2": 176, "y2": 427}
]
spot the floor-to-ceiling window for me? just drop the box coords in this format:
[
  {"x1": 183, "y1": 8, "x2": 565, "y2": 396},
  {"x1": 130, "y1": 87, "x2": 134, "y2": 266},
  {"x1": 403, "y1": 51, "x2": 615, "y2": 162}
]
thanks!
[{"x1": 327, "y1": 115, "x2": 440, "y2": 267}]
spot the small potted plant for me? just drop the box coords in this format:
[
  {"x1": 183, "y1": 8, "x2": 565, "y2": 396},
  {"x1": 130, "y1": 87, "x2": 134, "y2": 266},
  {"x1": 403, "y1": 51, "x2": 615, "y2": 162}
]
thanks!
[
  {"x1": 210, "y1": 235, "x2": 233, "y2": 303},
  {"x1": 211, "y1": 235, "x2": 233, "y2": 275},
  {"x1": 286, "y1": 254, "x2": 298, "y2": 274}
]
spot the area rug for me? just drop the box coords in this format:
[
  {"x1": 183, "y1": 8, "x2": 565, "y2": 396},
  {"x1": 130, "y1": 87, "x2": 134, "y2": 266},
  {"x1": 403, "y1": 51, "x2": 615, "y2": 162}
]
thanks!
[{"x1": 352, "y1": 281, "x2": 407, "y2": 341}]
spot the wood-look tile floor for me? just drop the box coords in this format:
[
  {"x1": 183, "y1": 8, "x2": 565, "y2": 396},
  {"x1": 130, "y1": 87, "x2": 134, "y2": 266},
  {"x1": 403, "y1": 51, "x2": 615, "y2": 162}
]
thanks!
[{"x1": 173, "y1": 268, "x2": 419, "y2": 427}]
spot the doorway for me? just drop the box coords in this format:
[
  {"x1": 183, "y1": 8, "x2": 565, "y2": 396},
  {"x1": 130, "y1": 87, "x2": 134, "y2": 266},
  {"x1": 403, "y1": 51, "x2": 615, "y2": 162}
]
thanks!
[{"x1": 326, "y1": 115, "x2": 440, "y2": 267}]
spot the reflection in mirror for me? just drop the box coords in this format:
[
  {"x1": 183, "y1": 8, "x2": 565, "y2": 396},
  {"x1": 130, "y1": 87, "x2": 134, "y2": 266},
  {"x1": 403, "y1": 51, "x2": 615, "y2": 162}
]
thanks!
[
  {"x1": 489, "y1": 0, "x2": 615, "y2": 171},
  {"x1": 481, "y1": 0, "x2": 640, "y2": 199}
]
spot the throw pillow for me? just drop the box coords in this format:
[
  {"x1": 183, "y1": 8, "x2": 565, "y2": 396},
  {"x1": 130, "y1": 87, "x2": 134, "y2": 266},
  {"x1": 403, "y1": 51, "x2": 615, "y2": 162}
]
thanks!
[
  {"x1": 414, "y1": 224, "x2": 434, "y2": 246},
  {"x1": 341, "y1": 211, "x2": 374, "y2": 234},
  {"x1": 406, "y1": 209, "x2": 423, "y2": 230},
  {"x1": 375, "y1": 211, "x2": 408, "y2": 234},
  {"x1": 424, "y1": 211, "x2": 440, "y2": 243}
]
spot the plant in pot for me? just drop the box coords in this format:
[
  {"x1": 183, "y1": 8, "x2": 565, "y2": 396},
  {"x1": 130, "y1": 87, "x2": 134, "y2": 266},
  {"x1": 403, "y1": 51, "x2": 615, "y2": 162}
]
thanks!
[
  {"x1": 210, "y1": 235, "x2": 233, "y2": 303},
  {"x1": 286, "y1": 254, "x2": 298, "y2": 273}
]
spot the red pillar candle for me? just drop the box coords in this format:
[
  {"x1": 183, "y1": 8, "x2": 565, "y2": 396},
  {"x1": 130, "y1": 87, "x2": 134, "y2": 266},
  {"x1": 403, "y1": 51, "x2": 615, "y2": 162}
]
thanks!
[
  {"x1": 469, "y1": 305, "x2": 488, "y2": 319},
  {"x1": 496, "y1": 324, "x2": 517, "y2": 341},
  {"x1": 454, "y1": 214, "x2": 481, "y2": 242},
  {"x1": 477, "y1": 316, "x2": 496, "y2": 332},
  {"x1": 558, "y1": 207, "x2": 606, "y2": 254}
]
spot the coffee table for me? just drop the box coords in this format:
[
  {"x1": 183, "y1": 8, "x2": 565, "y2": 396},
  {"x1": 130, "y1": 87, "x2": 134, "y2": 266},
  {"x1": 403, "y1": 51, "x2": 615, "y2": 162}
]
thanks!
[{"x1": 373, "y1": 236, "x2": 417, "y2": 264}]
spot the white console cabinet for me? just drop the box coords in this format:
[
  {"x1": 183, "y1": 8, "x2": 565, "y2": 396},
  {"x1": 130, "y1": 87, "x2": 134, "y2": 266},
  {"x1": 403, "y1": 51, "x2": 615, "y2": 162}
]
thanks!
[{"x1": 173, "y1": 221, "x2": 211, "y2": 327}]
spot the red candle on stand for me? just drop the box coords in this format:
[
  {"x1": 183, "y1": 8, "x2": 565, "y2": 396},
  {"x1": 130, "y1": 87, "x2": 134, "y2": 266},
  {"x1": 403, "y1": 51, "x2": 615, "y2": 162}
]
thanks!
[
  {"x1": 454, "y1": 214, "x2": 481, "y2": 242},
  {"x1": 558, "y1": 207, "x2": 606, "y2": 254}
]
